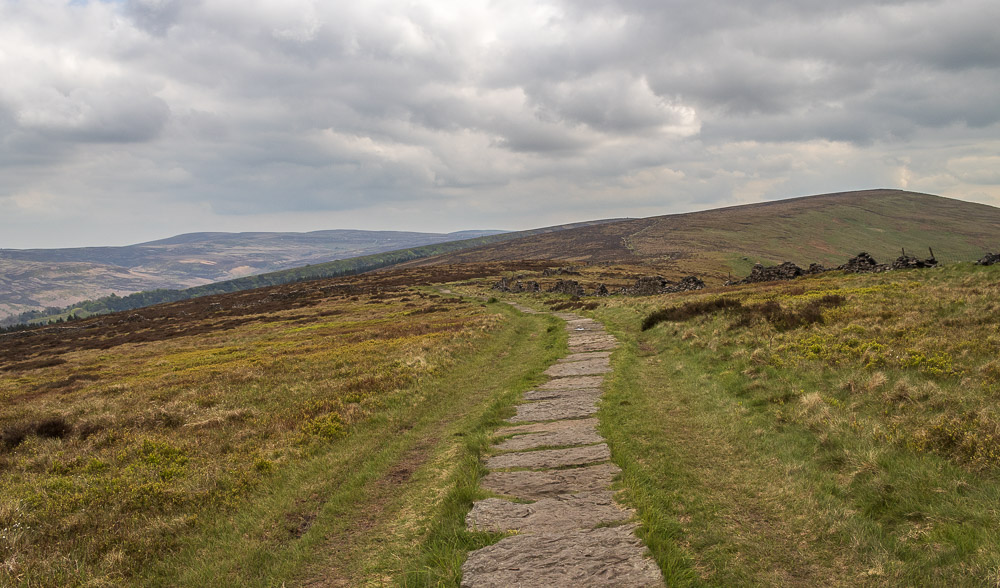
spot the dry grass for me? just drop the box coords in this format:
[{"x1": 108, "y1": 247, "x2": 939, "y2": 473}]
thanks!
[{"x1": 0, "y1": 279, "x2": 502, "y2": 585}]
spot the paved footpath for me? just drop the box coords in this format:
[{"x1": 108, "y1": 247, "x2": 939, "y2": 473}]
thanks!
[{"x1": 460, "y1": 307, "x2": 664, "y2": 587}]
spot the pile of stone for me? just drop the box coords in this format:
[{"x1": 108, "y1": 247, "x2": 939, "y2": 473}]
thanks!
[
  {"x1": 593, "y1": 284, "x2": 610, "y2": 296},
  {"x1": 806, "y1": 263, "x2": 827, "y2": 274},
  {"x1": 547, "y1": 279, "x2": 585, "y2": 296},
  {"x1": 891, "y1": 252, "x2": 937, "y2": 270},
  {"x1": 492, "y1": 277, "x2": 541, "y2": 293},
  {"x1": 977, "y1": 252, "x2": 1000, "y2": 266},
  {"x1": 622, "y1": 275, "x2": 705, "y2": 295},
  {"x1": 734, "y1": 261, "x2": 805, "y2": 284},
  {"x1": 838, "y1": 252, "x2": 890, "y2": 273}
]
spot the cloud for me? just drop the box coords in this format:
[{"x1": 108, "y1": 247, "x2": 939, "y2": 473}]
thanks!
[{"x1": 0, "y1": 0, "x2": 998, "y2": 247}]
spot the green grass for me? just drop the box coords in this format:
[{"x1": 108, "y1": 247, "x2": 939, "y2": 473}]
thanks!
[{"x1": 595, "y1": 263, "x2": 1000, "y2": 585}]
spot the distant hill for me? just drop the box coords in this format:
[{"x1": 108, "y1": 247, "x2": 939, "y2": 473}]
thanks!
[
  {"x1": 0, "y1": 229, "x2": 507, "y2": 320},
  {"x1": 404, "y1": 190, "x2": 1000, "y2": 281},
  {"x1": 0, "y1": 219, "x2": 618, "y2": 327}
]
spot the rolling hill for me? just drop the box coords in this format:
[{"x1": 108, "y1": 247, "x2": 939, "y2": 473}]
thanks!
[
  {"x1": 404, "y1": 189, "x2": 1000, "y2": 282},
  {"x1": 0, "y1": 229, "x2": 509, "y2": 320}
]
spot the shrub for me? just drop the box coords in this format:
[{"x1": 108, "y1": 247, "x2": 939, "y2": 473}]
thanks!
[
  {"x1": 34, "y1": 417, "x2": 72, "y2": 439},
  {"x1": 641, "y1": 298, "x2": 743, "y2": 330}
]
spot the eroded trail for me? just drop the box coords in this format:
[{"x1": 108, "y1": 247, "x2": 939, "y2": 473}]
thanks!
[{"x1": 461, "y1": 308, "x2": 664, "y2": 587}]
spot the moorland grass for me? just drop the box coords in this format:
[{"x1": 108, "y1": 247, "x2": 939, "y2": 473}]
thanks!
[
  {"x1": 0, "y1": 289, "x2": 554, "y2": 586},
  {"x1": 596, "y1": 263, "x2": 1000, "y2": 585}
]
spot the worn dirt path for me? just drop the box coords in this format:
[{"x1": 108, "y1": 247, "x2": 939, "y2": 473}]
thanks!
[{"x1": 460, "y1": 307, "x2": 664, "y2": 587}]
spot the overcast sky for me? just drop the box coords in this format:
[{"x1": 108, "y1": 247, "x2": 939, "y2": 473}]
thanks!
[{"x1": 1, "y1": 0, "x2": 998, "y2": 248}]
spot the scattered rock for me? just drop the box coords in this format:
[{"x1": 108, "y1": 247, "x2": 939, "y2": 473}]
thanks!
[
  {"x1": 593, "y1": 283, "x2": 610, "y2": 296},
  {"x1": 977, "y1": 252, "x2": 1000, "y2": 266}
]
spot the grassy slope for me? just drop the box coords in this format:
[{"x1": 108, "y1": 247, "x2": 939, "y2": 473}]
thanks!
[
  {"x1": 588, "y1": 263, "x2": 1000, "y2": 585},
  {"x1": 0, "y1": 279, "x2": 561, "y2": 586},
  {"x1": 409, "y1": 190, "x2": 1000, "y2": 282}
]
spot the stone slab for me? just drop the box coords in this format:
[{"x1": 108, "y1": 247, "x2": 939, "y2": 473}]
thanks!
[
  {"x1": 466, "y1": 491, "x2": 630, "y2": 533},
  {"x1": 557, "y1": 351, "x2": 612, "y2": 364},
  {"x1": 486, "y1": 443, "x2": 610, "y2": 470},
  {"x1": 493, "y1": 422, "x2": 604, "y2": 452},
  {"x1": 499, "y1": 417, "x2": 600, "y2": 437},
  {"x1": 481, "y1": 463, "x2": 621, "y2": 499},
  {"x1": 507, "y1": 398, "x2": 598, "y2": 423},
  {"x1": 552, "y1": 312, "x2": 581, "y2": 321},
  {"x1": 569, "y1": 338, "x2": 620, "y2": 352},
  {"x1": 461, "y1": 525, "x2": 664, "y2": 588},
  {"x1": 523, "y1": 387, "x2": 602, "y2": 402},
  {"x1": 566, "y1": 319, "x2": 604, "y2": 332},
  {"x1": 538, "y1": 375, "x2": 605, "y2": 390},
  {"x1": 544, "y1": 358, "x2": 611, "y2": 377}
]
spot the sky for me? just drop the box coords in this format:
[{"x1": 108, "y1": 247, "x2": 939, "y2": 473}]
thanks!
[{"x1": 1, "y1": 0, "x2": 999, "y2": 248}]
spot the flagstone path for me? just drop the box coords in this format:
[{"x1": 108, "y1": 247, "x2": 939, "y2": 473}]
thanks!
[{"x1": 460, "y1": 308, "x2": 664, "y2": 587}]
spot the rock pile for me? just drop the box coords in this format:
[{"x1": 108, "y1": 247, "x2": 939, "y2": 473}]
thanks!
[
  {"x1": 977, "y1": 252, "x2": 1000, "y2": 266},
  {"x1": 623, "y1": 275, "x2": 705, "y2": 295},
  {"x1": 891, "y1": 253, "x2": 937, "y2": 270},
  {"x1": 838, "y1": 252, "x2": 889, "y2": 273},
  {"x1": 547, "y1": 279, "x2": 585, "y2": 296},
  {"x1": 734, "y1": 262, "x2": 805, "y2": 284},
  {"x1": 492, "y1": 277, "x2": 541, "y2": 293}
]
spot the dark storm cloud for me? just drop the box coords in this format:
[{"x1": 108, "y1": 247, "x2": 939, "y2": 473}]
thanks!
[{"x1": 0, "y1": 0, "x2": 998, "y2": 247}]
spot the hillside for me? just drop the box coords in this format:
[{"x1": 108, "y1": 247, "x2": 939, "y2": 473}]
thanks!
[
  {"x1": 5, "y1": 253, "x2": 1000, "y2": 584},
  {"x1": 405, "y1": 190, "x2": 1000, "y2": 281},
  {"x1": 0, "y1": 229, "x2": 504, "y2": 320}
]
